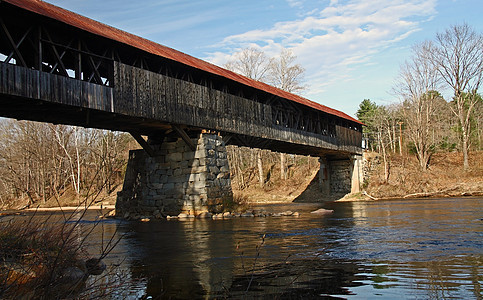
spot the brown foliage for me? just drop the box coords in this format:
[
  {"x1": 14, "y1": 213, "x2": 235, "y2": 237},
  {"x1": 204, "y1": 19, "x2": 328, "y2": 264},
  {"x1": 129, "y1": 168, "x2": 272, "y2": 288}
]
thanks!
[
  {"x1": 228, "y1": 146, "x2": 319, "y2": 203},
  {"x1": 0, "y1": 207, "x2": 126, "y2": 299},
  {"x1": 0, "y1": 216, "x2": 86, "y2": 299},
  {"x1": 0, "y1": 120, "x2": 135, "y2": 209},
  {"x1": 364, "y1": 151, "x2": 483, "y2": 199}
]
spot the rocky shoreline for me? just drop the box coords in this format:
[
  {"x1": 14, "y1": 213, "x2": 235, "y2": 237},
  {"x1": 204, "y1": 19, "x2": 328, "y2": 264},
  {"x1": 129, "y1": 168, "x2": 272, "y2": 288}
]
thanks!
[{"x1": 101, "y1": 207, "x2": 337, "y2": 222}]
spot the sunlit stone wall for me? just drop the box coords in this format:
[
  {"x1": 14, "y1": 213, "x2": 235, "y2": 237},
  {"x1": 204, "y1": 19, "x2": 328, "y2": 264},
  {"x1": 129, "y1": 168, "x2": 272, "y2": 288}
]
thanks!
[{"x1": 116, "y1": 134, "x2": 232, "y2": 219}]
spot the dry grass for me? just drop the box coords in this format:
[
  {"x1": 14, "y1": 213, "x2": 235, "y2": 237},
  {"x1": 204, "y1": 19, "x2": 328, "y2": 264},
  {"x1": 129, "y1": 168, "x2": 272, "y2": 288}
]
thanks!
[
  {"x1": 365, "y1": 151, "x2": 483, "y2": 198},
  {"x1": 1, "y1": 216, "x2": 86, "y2": 299},
  {"x1": 231, "y1": 156, "x2": 320, "y2": 203},
  {"x1": 0, "y1": 209, "x2": 125, "y2": 299}
]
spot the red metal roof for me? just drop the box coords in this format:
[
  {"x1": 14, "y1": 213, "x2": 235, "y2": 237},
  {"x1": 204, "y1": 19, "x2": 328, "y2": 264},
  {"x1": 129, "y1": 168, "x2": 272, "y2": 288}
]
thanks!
[{"x1": 5, "y1": 0, "x2": 361, "y2": 124}]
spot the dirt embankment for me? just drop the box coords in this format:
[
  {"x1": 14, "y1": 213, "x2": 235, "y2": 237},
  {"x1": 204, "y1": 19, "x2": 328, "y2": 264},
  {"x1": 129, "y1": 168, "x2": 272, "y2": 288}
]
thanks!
[
  {"x1": 361, "y1": 151, "x2": 483, "y2": 200},
  {"x1": 1, "y1": 188, "x2": 120, "y2": 211},
  {"x1": 236, "y1": 151, "x2": 483, "y2": 204},
  {"x1": 231, "y1": 156, "x2": 321, "y2": 204},
  {"x1": 3, "y1": 151, "x2": 481, "y2": 211}
]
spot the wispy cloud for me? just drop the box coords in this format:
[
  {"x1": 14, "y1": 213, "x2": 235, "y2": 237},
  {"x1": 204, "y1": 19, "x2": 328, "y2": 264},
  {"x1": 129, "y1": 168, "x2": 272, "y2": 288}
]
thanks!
[
  {"x1": 286, "y1": 0, "x2": 304, "y2": 8},
  {"x1": 207, "y1": 0, "x2": 437, "y2": 99}
]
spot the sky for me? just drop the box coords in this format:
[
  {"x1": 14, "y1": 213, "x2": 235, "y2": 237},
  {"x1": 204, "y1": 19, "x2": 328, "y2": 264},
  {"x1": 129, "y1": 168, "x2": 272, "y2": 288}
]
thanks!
[{"x1": 44, "y1": 0, "x2": 483, "y2": 117}]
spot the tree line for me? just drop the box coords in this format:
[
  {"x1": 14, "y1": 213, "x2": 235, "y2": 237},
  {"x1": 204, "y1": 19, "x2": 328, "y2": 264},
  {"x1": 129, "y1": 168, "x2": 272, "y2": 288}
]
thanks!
[
  {"x1": 0, "y1": 120, "x2": 134, "y2": 207},
  {"x1": 359, "y1": 24, "x2": 482, "y2": 178}
]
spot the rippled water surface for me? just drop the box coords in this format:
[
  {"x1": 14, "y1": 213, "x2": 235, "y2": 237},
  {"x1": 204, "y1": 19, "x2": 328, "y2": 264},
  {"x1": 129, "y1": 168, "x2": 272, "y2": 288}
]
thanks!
[{"x1": 26, "y1": 197, "x2": 483, "y2": 298}]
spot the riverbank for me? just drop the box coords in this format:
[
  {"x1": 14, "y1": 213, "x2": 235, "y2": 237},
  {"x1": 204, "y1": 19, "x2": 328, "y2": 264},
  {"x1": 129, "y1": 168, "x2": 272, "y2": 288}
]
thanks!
[
  {"x1": 0, "y1": 188, "x2": 119, "y2": 211},
  {"x1": 24, "y1": 205, "x2": 116, "y2": 211},
  {"x1": 2, "y1": 151, "x2": 481, "y2": 211},
  {"x1": 234, "y1": 151, "x2": 483, "y2": 203},
  {"x1": 357, "y1": 150, "x2": 483, "y2": 201}
]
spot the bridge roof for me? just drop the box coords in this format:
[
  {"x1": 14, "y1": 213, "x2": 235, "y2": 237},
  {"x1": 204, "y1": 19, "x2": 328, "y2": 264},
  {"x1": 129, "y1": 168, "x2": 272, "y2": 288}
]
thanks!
[{"x1": 6, "y1": 0, "x2": 361, "y2": 125}]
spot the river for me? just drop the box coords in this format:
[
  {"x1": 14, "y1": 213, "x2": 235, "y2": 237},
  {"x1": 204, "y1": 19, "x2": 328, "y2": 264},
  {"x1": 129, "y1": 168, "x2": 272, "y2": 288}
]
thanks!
[{"x1": 15, "y1": 197, "x2": 483, "y2": 299}]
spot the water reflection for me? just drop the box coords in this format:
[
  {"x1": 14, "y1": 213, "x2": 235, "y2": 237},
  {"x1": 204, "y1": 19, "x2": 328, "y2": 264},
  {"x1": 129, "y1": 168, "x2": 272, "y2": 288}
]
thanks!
[
  {"x1": 112, "y1": 203, "x2": 370, "y2": 298},
  {"x1": 7, "y1": 197, "x2": 481, "y2": 298}
]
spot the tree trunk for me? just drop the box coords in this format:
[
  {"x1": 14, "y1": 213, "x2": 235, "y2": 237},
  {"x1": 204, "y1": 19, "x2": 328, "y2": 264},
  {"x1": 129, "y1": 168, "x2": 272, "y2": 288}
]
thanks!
[
  {"x1": 458, "y1": 108, "x2": 470, "y2": 171},
  {"x1": 462, "y1": 135, "x2": 469, "y2": 170},
  {"x1": 379, "y1": 132, "x2": 390, "y2": 183},
  {"x1": 280, "y1": 153, "x2": 286, "y2": 180},
  {"x1": 257, "y1": 150, "x2": 264, "y2": 187},
  {"x1": 234, "y1": 147, "x2": 245, "y2": 189}
]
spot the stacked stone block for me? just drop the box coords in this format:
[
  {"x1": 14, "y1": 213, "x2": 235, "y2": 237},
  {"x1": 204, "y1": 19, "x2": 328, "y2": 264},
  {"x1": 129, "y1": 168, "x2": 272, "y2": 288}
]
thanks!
[
  {"x1": 328, "y1": 159, "x2": 352, "y2": 195},
  {"x1": 116, "y1": 134, "x2": 233, "y2": 218}
]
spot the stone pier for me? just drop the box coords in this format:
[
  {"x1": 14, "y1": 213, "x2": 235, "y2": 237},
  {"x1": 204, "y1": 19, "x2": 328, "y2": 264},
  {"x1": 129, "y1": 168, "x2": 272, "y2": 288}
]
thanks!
[
  {"x1": 116, "y1": 133, "x2": 233, "y2": 219},
  {"x1": 318, "y1": 155, "x2": 363, "y2": 196}
]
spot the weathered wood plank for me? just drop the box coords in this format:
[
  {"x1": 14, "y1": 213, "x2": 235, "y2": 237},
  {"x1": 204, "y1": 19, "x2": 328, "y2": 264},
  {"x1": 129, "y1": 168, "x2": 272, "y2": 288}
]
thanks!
[
  {"x1": 1, "y1": 62, "x2": 114, "y2": 116},
  {"x1": 109, "y1": 63, "x2": 362, "y2": 153}
]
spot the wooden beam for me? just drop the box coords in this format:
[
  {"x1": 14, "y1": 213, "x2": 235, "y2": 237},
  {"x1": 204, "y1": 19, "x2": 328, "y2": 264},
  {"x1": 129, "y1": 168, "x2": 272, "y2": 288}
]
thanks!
[
  {"x1": 172, "y1": 125, "x2": 196, "y2": 151},
  {"x1": 222, "y1": 134, "x2": 233, "y2": 144},
  {"x1": 0, "y1": 18, "x2": 28, "y2": 67},
  {"x1": 130, "y1": 132, "x2": 156, "y2": 157},
  {"x1": 42, "y1": 30, "x2": 69, "y2": 77}
]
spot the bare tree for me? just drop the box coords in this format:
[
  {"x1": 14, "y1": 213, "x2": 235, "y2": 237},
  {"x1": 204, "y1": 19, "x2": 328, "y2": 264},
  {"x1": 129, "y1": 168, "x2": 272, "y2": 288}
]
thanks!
[
  {"x1": 0, "y1": 118, "x2": 133, "y2": 208},
  {"x1": 395, "y1": 42, "x2": 442, "y2": 171},
  {"x1": 225, "y1": 47, "x2": 307, "y2": 185},
  {"x1": 268, "y1": 49, "x2": 306, "y2": 179},
  {"x1": 257, "y1": 150, "x2": 264, "y2": 187},
  {"x1": 224, "y1": 47, "x2": 270, "y2": 81},
  {"x1": 224, "y1": 48, "x2": 270, "y2": 186},
  {"x1": 267, "y1": 49, "x2": 305, "y2": 94},
  {"x1": 224, "y1": 47, "x2": 306, "y2": 93},
  {"x1": 366, "y1": 106, "x2": 392, "y2": 183},
  {"x1": 474, "y1": 97, "x2": 483, "y2": 149},
  {"x1": 427, "y1": 24, "x2": 483, "y2": 170}
]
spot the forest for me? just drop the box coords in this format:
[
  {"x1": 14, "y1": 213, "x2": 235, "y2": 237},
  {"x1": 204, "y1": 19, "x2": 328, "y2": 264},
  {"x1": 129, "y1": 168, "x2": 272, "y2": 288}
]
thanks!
[{"x1": 359, "y1": 24, "x2": 482, "y2": 177}]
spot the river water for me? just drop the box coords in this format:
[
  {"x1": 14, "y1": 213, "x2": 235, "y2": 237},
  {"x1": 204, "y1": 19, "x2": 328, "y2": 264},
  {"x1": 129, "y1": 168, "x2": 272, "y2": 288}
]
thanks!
[{"x1": 18, "y1": 197, "x2": 483, "y2": 299}]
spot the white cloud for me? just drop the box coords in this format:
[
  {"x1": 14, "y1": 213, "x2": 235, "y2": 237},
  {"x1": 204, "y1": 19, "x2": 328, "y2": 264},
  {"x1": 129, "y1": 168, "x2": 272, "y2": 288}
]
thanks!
[
  {"x1": 206, "y1": 0, "x2": 437, "y2": 103},
  {"x1": 286, "y1": 0, "x2": 304, "y2": 8}
]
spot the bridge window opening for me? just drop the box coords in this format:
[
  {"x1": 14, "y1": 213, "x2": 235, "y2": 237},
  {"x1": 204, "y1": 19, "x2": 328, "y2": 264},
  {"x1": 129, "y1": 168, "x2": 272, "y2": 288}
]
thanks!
[
  {"x1": 1, "y1": 55, "x2": 15, "y2": 65},
  {"x1": 67, "y1": 69, "x2": 75, "y2": 78}
]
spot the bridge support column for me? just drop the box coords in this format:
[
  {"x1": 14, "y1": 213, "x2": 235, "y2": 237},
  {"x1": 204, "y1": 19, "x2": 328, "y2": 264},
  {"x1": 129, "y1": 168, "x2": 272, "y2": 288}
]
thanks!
[
  {"x1": 326, "y1": 158, "x2": 352, "y2": 196},
  {"x1": 350, "y1": 155, "x2": 363, "y2": 193},
  {"x1": 116, "y1": 133, "x2": 233, "y2": 219},
  {"x1": 321, "y1": 155, "x2": 363, "y2": 197}
]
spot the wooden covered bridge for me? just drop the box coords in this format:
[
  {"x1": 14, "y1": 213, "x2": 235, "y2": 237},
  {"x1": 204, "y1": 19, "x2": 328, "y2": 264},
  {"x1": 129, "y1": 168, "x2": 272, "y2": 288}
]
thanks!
[{"x1": 0, "y1": 0, "x2": 363, "y2": 217}]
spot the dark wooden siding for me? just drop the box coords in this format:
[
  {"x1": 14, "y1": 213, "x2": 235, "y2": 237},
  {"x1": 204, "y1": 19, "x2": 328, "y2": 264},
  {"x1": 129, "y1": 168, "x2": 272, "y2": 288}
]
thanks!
[
  {"x1": 113, "y1": 62, "x2": 272, "y2": 132},
  {"x1": 0, "y1": 61, "x2": 40, "y2": 99},
  {"x1": 0, "y1": 62, "x2": 113, "y2": 112},
  {"x1": 0, "y1": 62, "x2": 362, "y2": 154},
  {"x1": 113, "y1": 62, "x2": 362, "y2": 153}
]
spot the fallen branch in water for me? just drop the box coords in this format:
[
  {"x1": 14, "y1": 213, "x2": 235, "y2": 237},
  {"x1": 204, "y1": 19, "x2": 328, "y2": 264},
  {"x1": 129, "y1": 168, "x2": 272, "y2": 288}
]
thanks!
[
  {"x1": 363, "y1": 182, "x2": 483, "y2": 200},
  {"x1": 402, "y1": 186, "x2": 460, "y2": 198},
  {"x1": 362, "y1": 191, "x2": 379, "y2": 200}
]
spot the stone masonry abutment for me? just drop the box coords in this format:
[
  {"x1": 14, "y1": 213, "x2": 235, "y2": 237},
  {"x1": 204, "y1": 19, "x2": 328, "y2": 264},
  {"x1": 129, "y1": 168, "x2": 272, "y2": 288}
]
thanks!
[
  {"x1": 116, "y1": 133, "x2": 233, "y2": 219},
  {"x1": 318, "y1": 155, "x2": 363, "y2": 197}
]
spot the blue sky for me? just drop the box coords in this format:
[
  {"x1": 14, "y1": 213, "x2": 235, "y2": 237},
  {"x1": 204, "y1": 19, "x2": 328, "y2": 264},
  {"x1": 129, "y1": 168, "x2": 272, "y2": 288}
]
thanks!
[{"x1": 45, "y1": 0, "x2": 483, "y2": 117}]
